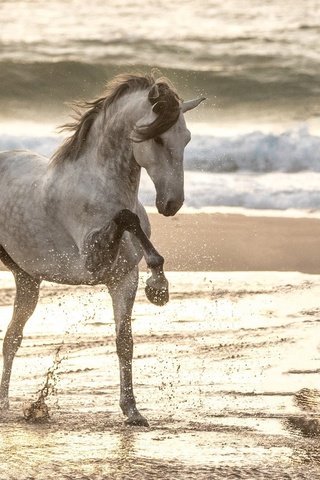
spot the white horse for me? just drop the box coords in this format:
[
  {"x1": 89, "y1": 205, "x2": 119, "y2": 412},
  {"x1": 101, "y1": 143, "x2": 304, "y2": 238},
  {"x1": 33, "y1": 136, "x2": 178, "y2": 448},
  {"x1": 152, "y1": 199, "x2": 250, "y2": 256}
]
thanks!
[{"x1": 0, "y1": 73, "x2": 204, "y2": 426}]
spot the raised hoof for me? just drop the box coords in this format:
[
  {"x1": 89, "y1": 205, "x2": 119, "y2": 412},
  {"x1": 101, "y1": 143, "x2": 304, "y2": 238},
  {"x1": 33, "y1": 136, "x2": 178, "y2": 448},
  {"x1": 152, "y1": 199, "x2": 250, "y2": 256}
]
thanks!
[
  {"x1": 125, "y1": 414, "x2": 149, "y2": 427},
  {"x1": 145, "y1": 285, "x2": 169, "y2": 306}
]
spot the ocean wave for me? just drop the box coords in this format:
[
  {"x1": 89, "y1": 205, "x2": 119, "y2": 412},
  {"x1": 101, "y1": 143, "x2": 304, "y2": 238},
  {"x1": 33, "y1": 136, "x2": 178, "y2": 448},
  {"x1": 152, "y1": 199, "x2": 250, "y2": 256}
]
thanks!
[
  {"x1": 0, "y1": 134, "x2": 59, "y2": 157},
  {"x1": 0, "y1": 60, "x2": 320, "y2": 120},
  {"x1": 139, "y1": 170, "x2": 320, "y2": 210},
  {"x1": 0, "y1": 61, "x2": 111, "y2": 108},
  {"x1": 1, "y1": 133, "x2": 320, "y2": 210},
  {"x1": 1, "y1": 127, "x2": 320, "y2": 174},
  {"x1": 185, "y1": 128, "x2": 320, "y2": 173}
]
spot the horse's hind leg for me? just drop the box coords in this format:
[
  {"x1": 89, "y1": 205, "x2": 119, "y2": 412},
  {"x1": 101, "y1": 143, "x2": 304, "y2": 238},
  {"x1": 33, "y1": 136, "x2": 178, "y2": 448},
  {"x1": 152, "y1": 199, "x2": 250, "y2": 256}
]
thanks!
[
  {"x1": 0, "y1": 262, "x2": 40, "y2": 410},
  {"x1": 108, "y1": 266, "x2": 149, "y2": 427}
]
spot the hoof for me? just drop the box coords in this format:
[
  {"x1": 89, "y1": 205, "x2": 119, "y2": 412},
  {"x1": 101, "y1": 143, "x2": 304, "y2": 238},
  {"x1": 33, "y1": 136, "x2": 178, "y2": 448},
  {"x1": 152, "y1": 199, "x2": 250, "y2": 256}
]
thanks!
[
  {"x1": 125, "y1": 414, "x2": 149, "y2": 427},
  {"x1": 145, "y1": 285, "x2": 169, "y2": 306}
]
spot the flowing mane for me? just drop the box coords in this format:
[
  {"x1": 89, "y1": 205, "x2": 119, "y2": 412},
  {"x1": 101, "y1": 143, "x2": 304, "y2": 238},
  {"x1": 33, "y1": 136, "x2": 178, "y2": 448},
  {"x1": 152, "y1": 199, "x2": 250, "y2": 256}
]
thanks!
[{"x1": 51, "y1": 73, "x2": 181, "y2": 165}]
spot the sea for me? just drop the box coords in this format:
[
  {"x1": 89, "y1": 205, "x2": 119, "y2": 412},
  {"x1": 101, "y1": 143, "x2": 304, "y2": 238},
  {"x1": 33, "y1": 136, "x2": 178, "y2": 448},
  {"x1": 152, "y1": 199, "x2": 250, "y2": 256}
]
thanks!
[{"x1": 1, "y1": 0, "x2": 320, "y2": 211}]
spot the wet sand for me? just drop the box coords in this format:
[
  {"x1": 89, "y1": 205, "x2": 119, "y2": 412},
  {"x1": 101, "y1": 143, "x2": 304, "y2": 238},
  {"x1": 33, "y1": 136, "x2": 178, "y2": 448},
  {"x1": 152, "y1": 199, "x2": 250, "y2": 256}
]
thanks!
[
  {"x1": 147, "y1": 209, "x2": 320, "y2": 273},
  {"x1": 1, "y1": 209, "x2": 320, "y2": 478},
  {"x1": 1, "y1": 208, "x2": 320, "y2": 273},
  {"x1": 0, "y1": 270, "x2": 320, "y2": 479}
]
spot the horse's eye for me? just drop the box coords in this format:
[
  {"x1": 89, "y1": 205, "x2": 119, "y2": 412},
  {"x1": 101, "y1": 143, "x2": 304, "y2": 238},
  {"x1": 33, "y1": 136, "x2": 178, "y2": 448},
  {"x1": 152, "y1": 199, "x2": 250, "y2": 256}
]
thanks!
[{"x1": 154, "y1": 136, "x2": 163, "y2": 146}]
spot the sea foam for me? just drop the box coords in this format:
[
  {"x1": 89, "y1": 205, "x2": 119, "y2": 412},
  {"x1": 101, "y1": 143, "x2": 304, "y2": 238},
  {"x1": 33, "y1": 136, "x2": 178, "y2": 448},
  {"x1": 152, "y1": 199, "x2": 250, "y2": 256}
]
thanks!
[
  {"x1": 1, "y1": 128, "x2": 320, "y2": 210},
  {"x1": 185, "y1": 127, "x2": 320, "y2": 173},
  {"x1": 1, "y1": 126, "x2": 320, "y2": 173}
]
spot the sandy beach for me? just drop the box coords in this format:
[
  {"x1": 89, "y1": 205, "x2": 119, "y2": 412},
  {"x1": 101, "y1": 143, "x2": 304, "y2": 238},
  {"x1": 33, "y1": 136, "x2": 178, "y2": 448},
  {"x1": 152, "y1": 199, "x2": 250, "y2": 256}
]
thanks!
[
  {"x1": 1, "y1": 208, "x2": 320, "y2": 273},
  {"x1": 150, "y1": 209, "x2": 320, "y2": 274},
  {"x1": 147, "y1": 209, "x2": 320, "y2": 273},
  {"x1": 0, "y1": 208, "x2": 320, "y2": 479},
  {"x1": 2, "y1": 0, "x2": 320, "y2": 477}
]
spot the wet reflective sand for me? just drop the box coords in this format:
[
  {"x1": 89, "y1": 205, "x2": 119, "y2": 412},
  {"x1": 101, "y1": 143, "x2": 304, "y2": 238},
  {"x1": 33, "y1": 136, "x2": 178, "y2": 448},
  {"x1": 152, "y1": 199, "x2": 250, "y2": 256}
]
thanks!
[{"x1": 0, "y1": 272, "x2": 320, "y2": 479}]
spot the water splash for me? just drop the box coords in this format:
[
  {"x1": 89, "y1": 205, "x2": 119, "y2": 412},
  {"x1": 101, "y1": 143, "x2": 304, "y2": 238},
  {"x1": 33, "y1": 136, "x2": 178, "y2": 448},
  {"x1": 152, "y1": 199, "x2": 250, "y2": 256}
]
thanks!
[
  {"x1": 22, "y1": 294, "x2": 95, "y2": 422},
  {"x1": 23, "y1": 345, "x2": 63, "y2": 422}
]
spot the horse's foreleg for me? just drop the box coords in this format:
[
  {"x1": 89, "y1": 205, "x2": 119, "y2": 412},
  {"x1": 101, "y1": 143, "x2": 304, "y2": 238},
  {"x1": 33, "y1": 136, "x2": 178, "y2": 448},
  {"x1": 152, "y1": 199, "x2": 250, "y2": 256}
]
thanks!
[
  {"x1": 108, "y1": 267, "x2": 149, "y2": 427},
  {"x1": 114, "y1": 209, "x2": 169, "y2": 306},
  {"x1": 0, "y1": 271, "x2": 40, "y2": 410},
  {"x1": 84, "y1": 221, "x2": 123, "y2": 274}
]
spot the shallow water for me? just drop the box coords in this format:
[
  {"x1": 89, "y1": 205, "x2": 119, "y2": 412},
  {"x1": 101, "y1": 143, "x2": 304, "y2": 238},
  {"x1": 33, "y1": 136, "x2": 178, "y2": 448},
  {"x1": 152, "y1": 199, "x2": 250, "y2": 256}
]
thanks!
[{"x1": 0, "y1": 271, "x2": 320, "y2": 479}]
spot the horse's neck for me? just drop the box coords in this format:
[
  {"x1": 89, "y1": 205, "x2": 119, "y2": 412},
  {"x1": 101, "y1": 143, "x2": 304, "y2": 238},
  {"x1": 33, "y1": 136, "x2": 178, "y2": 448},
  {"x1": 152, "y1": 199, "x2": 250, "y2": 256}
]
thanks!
[
  {"x1": 51, "y1": 100, "x2": 143, "y2": 214},
  {"x1": 48, "y1": 91, "x2": 148, "y2": 235},
  {"x1": 85, "y1": 94, "x2": 145, "y2": 200}
]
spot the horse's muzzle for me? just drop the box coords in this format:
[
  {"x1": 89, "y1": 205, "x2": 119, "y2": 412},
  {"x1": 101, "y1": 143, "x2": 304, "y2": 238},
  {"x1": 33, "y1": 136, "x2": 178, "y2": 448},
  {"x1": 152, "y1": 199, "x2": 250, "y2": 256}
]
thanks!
[{"x1": 156, "y1": 198, "x2": 184, "y2": 217}]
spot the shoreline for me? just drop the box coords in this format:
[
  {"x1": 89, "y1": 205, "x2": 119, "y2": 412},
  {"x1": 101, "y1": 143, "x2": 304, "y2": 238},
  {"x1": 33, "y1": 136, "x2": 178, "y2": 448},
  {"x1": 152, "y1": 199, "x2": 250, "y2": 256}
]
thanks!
[
  {"x1": 1, "y1": 208, "x2": 320, "y2": 274},
  {"x1": 147, "y1": 205, "x2": 320, "y2": 219}
]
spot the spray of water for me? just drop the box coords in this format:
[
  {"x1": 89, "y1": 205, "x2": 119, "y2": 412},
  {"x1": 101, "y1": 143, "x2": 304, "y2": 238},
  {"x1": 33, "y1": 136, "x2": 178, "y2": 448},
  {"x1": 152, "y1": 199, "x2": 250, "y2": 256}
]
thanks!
[
  {"x1": 23, "y1": 345, "x2": 63, "y2": 422},
  {"x1": 22, "y1": 291, "x2": 94, "y2": 422}
]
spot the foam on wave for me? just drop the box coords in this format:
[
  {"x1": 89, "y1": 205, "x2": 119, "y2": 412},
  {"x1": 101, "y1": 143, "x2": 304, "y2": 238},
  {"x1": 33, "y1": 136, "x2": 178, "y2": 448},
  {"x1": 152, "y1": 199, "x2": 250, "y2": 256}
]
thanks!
[
  {"x1": 1, "y1": 126, "x2": 320, "y2": 173},
  {"x1": 186, "y1": 127, "x2": 320, "y2": 173},
  {"x1": 1, "y1": 129, "x2": 320, "y2": 210}
]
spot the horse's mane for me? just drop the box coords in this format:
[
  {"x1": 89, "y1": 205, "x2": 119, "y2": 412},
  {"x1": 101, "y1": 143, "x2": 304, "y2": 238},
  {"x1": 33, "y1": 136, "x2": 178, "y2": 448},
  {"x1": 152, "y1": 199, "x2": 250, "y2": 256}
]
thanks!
[{"x1": 51, "y1": 73, "x2": 181, "y2": 165}]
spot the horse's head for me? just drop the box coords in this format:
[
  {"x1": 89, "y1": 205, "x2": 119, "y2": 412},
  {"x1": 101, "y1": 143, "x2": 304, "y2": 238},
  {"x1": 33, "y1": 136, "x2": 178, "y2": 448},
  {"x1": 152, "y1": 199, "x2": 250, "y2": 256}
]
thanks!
[{"x1": 132, "y1": 82, "x2": 205, "y2": 217}]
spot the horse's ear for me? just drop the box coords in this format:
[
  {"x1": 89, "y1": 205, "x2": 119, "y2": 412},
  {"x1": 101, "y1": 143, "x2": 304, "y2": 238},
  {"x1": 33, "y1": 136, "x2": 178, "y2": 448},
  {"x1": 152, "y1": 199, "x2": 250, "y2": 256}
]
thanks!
[
  {"x1": 152, "y1": 100, "x2": 167, "y2": 114},
  {"x1": 148, "y1": 84, "x2": 160, "y2": 101},
  {"x1": 181, "y1": 97, "x2": 206, "y2": 113}
]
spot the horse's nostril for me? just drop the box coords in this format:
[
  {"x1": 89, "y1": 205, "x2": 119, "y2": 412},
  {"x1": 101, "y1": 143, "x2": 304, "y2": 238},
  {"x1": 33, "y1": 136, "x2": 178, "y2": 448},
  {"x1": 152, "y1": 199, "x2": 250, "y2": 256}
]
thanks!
[
  {"x1": 166, "y1": 200, "x2": 175, "y2": 211},
  {"x1": 156, "y1": 194, "x2": 184, "y2": 216},
  {"x1": 164, "y1": 199, "x2": 183, "y2": 216}
]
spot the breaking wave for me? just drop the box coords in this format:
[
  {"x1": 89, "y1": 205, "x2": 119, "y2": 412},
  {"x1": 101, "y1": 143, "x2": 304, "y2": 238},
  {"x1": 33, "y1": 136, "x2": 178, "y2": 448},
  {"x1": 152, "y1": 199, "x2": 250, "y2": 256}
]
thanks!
[
  {"x1": 1, "y1": 126, "x2": 320, "y2": 173},
  {"x1": 1, "y1": 128, "x2": 320, "y2": 210}
]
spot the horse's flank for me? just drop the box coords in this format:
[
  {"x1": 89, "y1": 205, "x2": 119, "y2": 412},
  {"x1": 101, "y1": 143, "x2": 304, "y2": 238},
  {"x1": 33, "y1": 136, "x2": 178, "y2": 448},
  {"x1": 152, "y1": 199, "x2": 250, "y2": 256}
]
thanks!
[{"x1": 51, "y1": 73, "x2": 181, "y2": 166}]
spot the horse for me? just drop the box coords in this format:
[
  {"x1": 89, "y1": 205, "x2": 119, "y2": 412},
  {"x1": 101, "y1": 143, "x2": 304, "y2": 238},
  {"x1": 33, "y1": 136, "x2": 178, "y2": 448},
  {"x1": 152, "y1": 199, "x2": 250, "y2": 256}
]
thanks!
[{"x1": 0, "y1": 73, "x2": 204, "y2": 426}]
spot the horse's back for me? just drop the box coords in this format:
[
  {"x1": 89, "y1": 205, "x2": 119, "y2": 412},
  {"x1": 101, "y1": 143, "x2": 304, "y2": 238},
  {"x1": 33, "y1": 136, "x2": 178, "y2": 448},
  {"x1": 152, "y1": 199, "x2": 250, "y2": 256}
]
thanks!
[
  {"x1": 0, "y1": 149, "x2": 48, "y2": 225},
  {"x1": 0, "y1": 150, "x2": 50, "y2": 270},
  {"x1": 0, "y1": 149, "x2": 48, "y2": 180}
]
